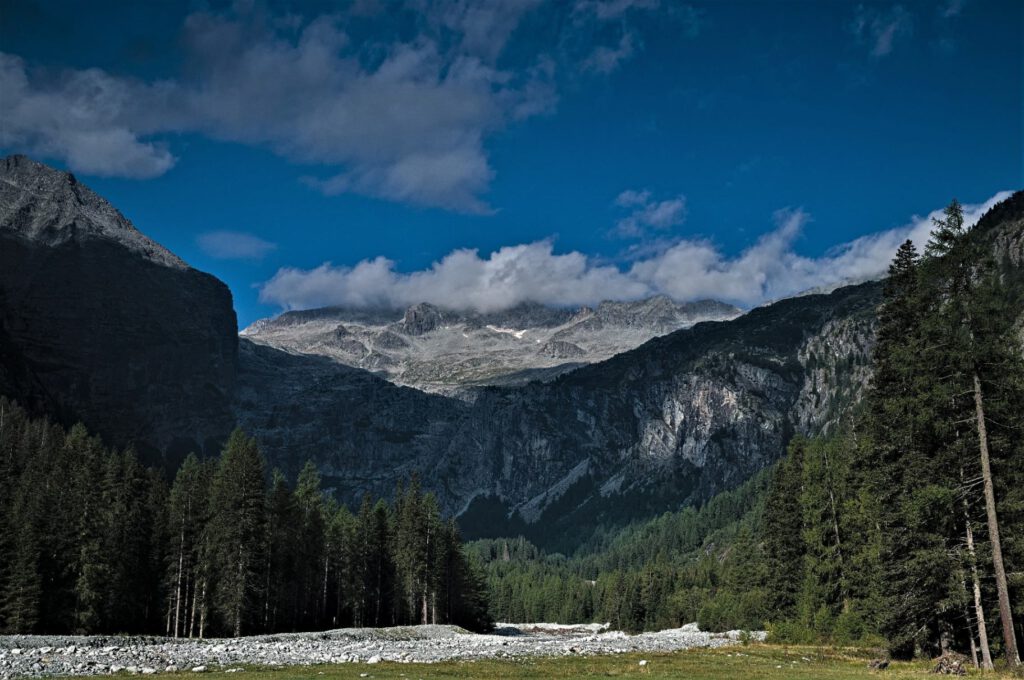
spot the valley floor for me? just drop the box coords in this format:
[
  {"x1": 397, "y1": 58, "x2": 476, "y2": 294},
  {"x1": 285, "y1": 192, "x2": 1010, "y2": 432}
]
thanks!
[
  {"x1": 1, "y1": 624, "x2": 758, "y2": 678},
  {"x1": 148, "y1": 649, "x2": 1020, "y2": 680},
  {"x1": 5, "y1": 627, "x2": 1017, "y2": 680}
]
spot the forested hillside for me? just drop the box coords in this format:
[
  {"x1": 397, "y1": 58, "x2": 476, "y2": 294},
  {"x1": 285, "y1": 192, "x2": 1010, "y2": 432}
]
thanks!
[
  {"x1": 0, "y1": 404, "x2": 490, "y2": 636},
  {"x1": 469, "y1": 200, "x2": 1024, "y2": 667},
  {"x1": 467, "y1": 471, "x2": 770, "y2": 631}
]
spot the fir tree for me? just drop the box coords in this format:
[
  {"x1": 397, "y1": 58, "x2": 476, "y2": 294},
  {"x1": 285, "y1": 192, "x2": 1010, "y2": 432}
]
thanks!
[{"x1": 206, "y1": 429, "x2": 267, "y2": 636}]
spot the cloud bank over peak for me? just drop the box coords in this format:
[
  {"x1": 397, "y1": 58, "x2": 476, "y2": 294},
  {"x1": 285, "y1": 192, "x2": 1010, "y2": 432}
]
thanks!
[{"x1": 257, "y1": 191, "x2": 1011, "y2": 313}]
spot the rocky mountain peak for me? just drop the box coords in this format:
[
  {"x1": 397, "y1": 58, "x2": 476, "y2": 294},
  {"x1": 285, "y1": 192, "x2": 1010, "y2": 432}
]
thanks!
[
  {"x1": 0, "y1": 154, "x2": 187, "y2": 269},
  {"x1": 0, "y1": 156, "x2": 236, "y2": 462},
  {"x1": 402, "y1": 302, "x2": 447, "y2": 335}
]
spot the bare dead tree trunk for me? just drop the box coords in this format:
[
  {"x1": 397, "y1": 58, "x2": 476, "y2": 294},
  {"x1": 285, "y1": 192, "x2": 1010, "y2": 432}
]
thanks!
[
  {"x1": 263, "y1": 541, "x2": 272, "y2": 631},
  {"x1": 199, "y1": 577, "x2": 208, "y2": 640},
  {"x1": 821, "y1": 446, "x2": 848, "y2": 612},
  {"x1": 962, "y1": 481, "x2": 994, "y2": 670},
  {"x1": 974, "y1": 372, "x2": 1020, "y2": 666},
  {"x1": 173, "y1": 522, "x2": 186, "y2": 638},
  {"x1": 185, "y1": 571, "x2": 194, "y2": 638},
  {"x1": 322, "y1": 549, "x2": 330, "y2": 626},
  {"x1": 165, "y1": 594, "x2": 173, "y2": 638},
  {"x1": 234, "y1": 545, "x2": 244, "y2": 637},
  {"x1": 966, "y1": 606, "x2": 979, "y2": 669}
]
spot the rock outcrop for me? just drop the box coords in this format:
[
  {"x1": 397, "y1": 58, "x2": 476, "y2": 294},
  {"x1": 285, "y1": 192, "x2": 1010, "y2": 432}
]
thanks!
[{"x1": 0, "y1": 155, "x2": 237, "y2": 463}]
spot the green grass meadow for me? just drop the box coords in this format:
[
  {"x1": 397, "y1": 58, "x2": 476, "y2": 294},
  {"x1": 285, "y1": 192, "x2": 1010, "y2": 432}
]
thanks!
[{"x1": 135, "y1": 645, "x2": 1021, "y2": 680}]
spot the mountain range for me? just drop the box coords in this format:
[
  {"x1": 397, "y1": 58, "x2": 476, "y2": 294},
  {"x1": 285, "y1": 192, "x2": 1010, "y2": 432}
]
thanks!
[
  {"x1": 2, "y1": 154, "x2": 1021, "y2": 549},
  {"x1": 241, "y1": 296, "x2": 740, "y2": 394}
]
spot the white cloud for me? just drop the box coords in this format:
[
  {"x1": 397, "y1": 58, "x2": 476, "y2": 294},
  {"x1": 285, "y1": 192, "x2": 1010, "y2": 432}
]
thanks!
[
  {"x1": 258, "y1": 192, "x2": 1012, "y2": 312},
  {"x1": 2, "y1": 2, "x2": 689, "y2": 207},
  {"x1": 0, "y1": 54, "x2": 175, "y2": 178},
  {"x1": 614, "y1": 189, "x2": 651, "y2": 207},
  {"x1": 851, "y1": 4, "x2": 913, "y2": 58},
  {"x1": 1, "y1": 0, "x2": 693, "y2": 214},
  {"x1": 0, "y1": 3, "x2": 556, "y2": 213},
  {"x1": 196, "y1": 231, "x2": 277, "y2": 260},
  {"x1": 259, "y1": 242, "x2": 649, "y2": 311},
  {"x1": 614, "y1": 189, "x2": 687, "y2": 237}
]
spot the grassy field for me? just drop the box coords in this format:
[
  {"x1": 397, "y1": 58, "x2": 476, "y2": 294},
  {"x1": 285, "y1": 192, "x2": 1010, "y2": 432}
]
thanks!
[{"x1": 139, "y1": 645, "x2": 1020, "y2": 679}]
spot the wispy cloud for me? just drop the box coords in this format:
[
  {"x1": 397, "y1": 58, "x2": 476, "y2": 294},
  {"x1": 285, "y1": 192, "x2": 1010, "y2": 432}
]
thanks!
[
  {"x1": 851, "y1": 4, "x2": 913, "y2": 58},
  {"x1": 257, "y1": 192, "x2": 1011, "y2": 312},
  {"x1": 570, "y1": 0, "x2": 698, "y2": 76},
  {"x1": 197, "y1": 231, "x2": 277, "y2": 261},
  {"x1": 0, "y1": 3, "x2": 558, "y2": 213},
  {"x1": 613, "y1": 189, "x2": 687, "y2": 237},
  {"x1": 581, "y1": 30, "x2": 638, "y2": 74},
  {"x1": 940, "y1": 0, "x2": 967, "y2": 18}
]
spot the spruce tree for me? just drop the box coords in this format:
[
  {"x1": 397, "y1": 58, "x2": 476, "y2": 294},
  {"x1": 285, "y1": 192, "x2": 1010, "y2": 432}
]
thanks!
[
  {"x1": 923, "y1": 200, "x2": 1021, "y2": 665},
  {"x1": 294, "y1": 461, "x2": 327, "y2": 629},
  {"x1": 166, "y1": 454, "x2": 209, "y2": 638},
  {"x1": 763, "y1": 438, "x2": 806, "y2": 621},
  {"x1": 206, "y1": 429, "x2": 267, "y2": 636}
]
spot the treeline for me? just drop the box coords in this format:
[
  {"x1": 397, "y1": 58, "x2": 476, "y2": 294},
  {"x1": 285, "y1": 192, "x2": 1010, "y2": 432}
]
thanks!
[
  {"x1": 762, "y1": 202, "x2": 1024, "y2": 665},
  {"x1": 0, "y1": 412, "x2": 490, "y2": 636}
]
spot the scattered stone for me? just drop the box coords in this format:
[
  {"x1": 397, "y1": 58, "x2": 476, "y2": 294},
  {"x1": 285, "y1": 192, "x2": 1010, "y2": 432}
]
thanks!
[
  {"x1": 0, "y1": 622, "x2": 764, "y2": 678},
  {"x1": 868, "y1": 658, "x2": 890, "y2": 670},
  {"x1": 638, "y1": 659, "x2": 648, "y2": 666},
  {"x1": 931, "y1": 653, "x2": 967, "y2": 676}
]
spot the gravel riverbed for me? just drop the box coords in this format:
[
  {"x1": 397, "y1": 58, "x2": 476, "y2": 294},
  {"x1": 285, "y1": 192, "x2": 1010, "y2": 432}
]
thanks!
[{"x1": 0, "y1": 623, "x2": 765, "y2": 678}]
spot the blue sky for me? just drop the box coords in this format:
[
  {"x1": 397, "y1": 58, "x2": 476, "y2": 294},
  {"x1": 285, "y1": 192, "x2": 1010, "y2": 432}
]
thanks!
[{"x1": 1, "y1": 0, "x2": 1021, "y2": 326}]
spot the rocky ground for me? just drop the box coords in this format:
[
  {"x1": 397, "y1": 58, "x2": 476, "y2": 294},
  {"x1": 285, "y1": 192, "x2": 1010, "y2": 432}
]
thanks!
[{"x1": 0, "y1": 623, "x2": 764, "y2": 678}]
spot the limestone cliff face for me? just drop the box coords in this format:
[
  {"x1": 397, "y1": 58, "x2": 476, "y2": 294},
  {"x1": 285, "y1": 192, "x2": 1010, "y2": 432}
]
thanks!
[{"x1": 0, "y1": 155, "x2": 237, "y2": 461}]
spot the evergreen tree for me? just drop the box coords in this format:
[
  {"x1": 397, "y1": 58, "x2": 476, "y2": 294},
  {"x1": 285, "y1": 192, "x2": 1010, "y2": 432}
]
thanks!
[
  {"x1": 165, "y1": 454, "x2": 210, "y2": 638},
  {"x1": 922, "y1": 200, "x2": 1021, "y2": 665},
  {"x1": 206, "y1": 429, "x2": 267, "y2": 636},
  {"x1": 763, "y1": 437, "x2": 806, "y2": 621},
  {"x1": 293, "y1": 461, "x2": 327, "y2": 629}
]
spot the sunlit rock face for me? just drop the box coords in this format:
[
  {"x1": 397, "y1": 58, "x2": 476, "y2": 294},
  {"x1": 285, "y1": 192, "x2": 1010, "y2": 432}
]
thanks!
[{"x1": 241, "y1": 296, "x2": 742, "y2": 395}]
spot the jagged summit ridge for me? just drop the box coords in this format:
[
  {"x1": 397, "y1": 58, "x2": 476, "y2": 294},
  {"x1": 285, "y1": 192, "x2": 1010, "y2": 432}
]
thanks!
[
  {"x1": 0, "y1": 154, "x2": 187, "y2": 269},
  {"x1": 242, "y1": 296, "x2": 742, "y2": 392}
]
